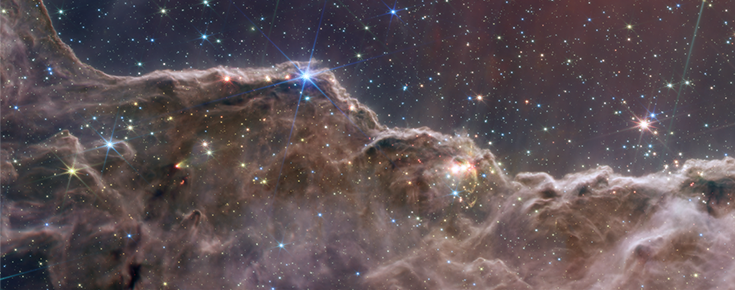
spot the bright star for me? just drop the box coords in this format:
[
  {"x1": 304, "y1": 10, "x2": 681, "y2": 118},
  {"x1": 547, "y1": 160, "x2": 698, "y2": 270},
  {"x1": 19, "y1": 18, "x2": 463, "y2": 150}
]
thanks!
[{"x1": 449, "y1": 162, "x2": 471, "y2": 175}]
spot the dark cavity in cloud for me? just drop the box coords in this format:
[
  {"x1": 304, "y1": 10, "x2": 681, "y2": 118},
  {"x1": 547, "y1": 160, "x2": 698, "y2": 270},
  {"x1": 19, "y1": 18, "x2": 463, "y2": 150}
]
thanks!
[{"x1": 2, "y1": 1, "x2": 735, "y2": 289}]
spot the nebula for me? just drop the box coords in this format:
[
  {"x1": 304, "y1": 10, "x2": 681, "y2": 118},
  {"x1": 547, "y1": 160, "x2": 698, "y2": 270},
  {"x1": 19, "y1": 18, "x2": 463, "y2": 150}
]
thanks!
[{"x1": 2, "y1": 1, "x2": 735, "y2": 289}]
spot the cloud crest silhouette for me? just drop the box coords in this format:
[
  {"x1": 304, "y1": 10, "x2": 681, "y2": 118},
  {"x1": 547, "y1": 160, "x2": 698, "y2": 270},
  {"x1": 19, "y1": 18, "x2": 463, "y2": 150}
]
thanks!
[{"x1": 2, "y1": 1, "x2": 735, "y2": 289}]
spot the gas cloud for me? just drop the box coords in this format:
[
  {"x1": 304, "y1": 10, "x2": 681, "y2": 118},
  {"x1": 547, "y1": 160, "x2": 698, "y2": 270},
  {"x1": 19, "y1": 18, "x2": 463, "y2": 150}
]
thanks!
[{"x1": 2, "y1": 1, "x2": 735, "y2": 289}]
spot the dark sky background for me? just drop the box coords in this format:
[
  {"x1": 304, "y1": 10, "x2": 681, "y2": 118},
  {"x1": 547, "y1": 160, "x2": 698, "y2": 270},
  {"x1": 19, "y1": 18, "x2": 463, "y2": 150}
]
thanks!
[
  {"x1": 44, "y1": 0, "x2": 735, "y2": 177},
  {"x1": 5, "y1": 1, "x2": 735, "y2": 289}
]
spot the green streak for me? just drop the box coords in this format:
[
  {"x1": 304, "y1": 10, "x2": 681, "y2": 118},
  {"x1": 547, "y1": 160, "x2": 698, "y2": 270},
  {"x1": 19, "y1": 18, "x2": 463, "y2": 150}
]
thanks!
[{"x1": 669, "y1": 0, "x2": 705, "y2": 136}]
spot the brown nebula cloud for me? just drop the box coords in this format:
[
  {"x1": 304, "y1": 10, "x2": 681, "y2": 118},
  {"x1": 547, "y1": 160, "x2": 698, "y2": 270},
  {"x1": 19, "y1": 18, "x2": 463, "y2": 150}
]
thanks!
[{"x1": 2, "y1": 1, "x2": 735, "y2": 289}]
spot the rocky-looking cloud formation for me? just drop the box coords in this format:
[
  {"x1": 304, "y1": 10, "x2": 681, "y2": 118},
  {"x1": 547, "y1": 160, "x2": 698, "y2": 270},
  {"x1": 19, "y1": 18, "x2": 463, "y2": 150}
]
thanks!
[{"x1": 2, "y1": 1, "x2": 734, "y2": 289}]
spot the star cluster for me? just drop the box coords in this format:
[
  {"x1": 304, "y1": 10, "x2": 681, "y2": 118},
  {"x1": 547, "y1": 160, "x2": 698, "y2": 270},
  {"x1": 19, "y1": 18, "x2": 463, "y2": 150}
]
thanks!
[
  {"x1": 44, "y1": 0, "x2": 735, "y2": 176},
  {"x1": 2, "y1": 0, "x2": 735, "y2": 289}
]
